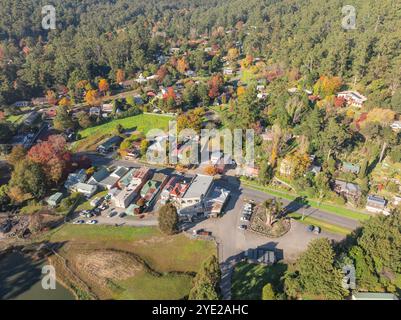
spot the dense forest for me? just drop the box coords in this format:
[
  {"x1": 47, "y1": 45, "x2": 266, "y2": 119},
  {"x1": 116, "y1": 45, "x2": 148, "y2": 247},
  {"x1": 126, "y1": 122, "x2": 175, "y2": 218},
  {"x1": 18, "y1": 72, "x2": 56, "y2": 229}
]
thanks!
[{"x1": 0, "y1": 0, "x2": 400, "y2": 109}]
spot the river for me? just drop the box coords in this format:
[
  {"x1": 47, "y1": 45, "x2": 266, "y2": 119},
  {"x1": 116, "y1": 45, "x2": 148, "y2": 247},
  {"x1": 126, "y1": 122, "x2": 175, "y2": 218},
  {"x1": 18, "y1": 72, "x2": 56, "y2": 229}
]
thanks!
[{"x1": 0, "y1": 250, "x2": 75, "y2": 300}]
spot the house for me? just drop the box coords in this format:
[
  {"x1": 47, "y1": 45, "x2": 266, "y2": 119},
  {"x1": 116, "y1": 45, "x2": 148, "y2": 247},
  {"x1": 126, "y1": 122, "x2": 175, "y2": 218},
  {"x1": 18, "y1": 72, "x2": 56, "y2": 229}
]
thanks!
[
  {"x1": 13, "y1": 101, "x2": 32, "y2": 108},
  {"x1": 185, "y1": 70, "x2": 196, "y2": 77},
  {"x1": 71, "y1": 182, "x2": 98, "y2": 198},
  {"x1": 98, "y1": 166, "x2": 129, "y2": 190},
  {"x1": 178, "y1": 174, "x2": 214, "y2": 217},
  {"x1": 89, "y1": 107, "x2": 101, "y2": 117},
  {"x1": 245, "y1": 249, "x2": 276, "y2": 266},
  {"x1": 334, "y1": 180, "x2": 362, "y2": 202},
  {"x1": 47, "y1": 192, "x2": 64, "y2": 207},
  {"x1": 31, "y1": 97, "x2": 48, "y2": 106},
  {"x1": 64, "y1": 169, "x2": 87, "y2": 190},
  {"x1": 204, "y1": 186, "x2": 230, "y2": 218},
  {"x1": 160, "y1": 176, "x2": 191, "y2": 205},
  {"x1": 366, "y1": 195, "x2": 387, "y2": 214},
  {"x1": 87, "y1": 166, "x2": 110, "y2": 185},
  {"x1": 342, "y1": 162, "x2": 360, "y2": 175},
  {"x1": 390, "y1": 120, "x2": 401, "y2": 132},
  {"x1": 223, "y1": 68, "x2": 234, "y2": 76},
  {"x1": 393, "y1": 195, "x2": 401, "y2": 206},
  {"x1": 96, "y1": 136, "x2": 123, "y2": 154},
  {"x1": 139, "y1": 172, "x2": 168, "y2": 209},
  {"x1": 308, "y1": 164, "x2": 322, "y2": 175},
  {"x1": 135, "y1": 73, "x2": 147, "y2": 84},
  {"x1": 101, "y1": 103, "x2": 114, "y2": 113},
  {"x1": 114, "y1": 167, "x2": 151, "y2": 208},
  {"x1": 24, "y1": 111, "x2": 40, "y2": 126},
  {"x1": 351, "y1": 292, "x2": 398, "y2": 300},
  {"x1": 337, "y1": 91, "x2": 367, "y2": 108}
]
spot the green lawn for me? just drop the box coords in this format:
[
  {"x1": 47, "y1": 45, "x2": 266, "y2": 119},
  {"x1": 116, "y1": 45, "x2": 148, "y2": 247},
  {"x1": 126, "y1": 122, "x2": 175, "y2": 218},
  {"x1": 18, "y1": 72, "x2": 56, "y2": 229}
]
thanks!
[
  {"x1": 241, "y1": 179, "x2": 370, "y2": 222},
  {"x1": 78, "y1": 114, "x2": 173, "y2": 138},
  {"x1": 288, "y1": 213, "x2": 352, "y2": 236},
  {"x1": 6, "y1": 114, "x2": 24, "y2": 123},
  {"x1": 50, "y1": 224, "x2": 160, "y2": 242},
  {"x1": 114, "y1": 272, "x2": 193, "y2": 300},
  {"x1": 231, "y1": 262, "x2": 287, "y2": 300}
]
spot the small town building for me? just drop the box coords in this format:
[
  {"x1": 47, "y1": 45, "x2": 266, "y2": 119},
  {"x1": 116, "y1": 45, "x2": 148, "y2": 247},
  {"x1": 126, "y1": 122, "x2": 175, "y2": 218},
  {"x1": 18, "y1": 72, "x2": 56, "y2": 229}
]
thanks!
[
  {"x1": 64, "y1": 169, "x2": 87, "y2": 190},
  {"x1": 333, "y1": 180, "x2": 362, "y2": 202},
  {"x1": 337, "y1": 91, "x2": 367, "y2": 108},
  {"x1": 13, "y1": 101, "x2": 32, "y2": 108},
  {"x1": 47, "y1": 192, "x2": 64, "y2": 207},
  {"x1": 366, "y1": 195, "x2": 387, "y2": 214},
  {"x1": 98, "y1": 166, "x2": 129, "y2": 190},
  {"x1": 342, "y1": 162, "x2": 360, "y2": 175},
  {"x1": 204, "y1": 186, "x2": 230, "y2": 218},
  {"x1": 71, "y1": 182, "x2": 98, "y2": 198},
  {"x1": 178, "y1": 174, "x2": 214, "y2": 217},
  {"x1": 87, "y1": 166, "x2": 110, "y2": 185},
  {"x1": 390, "y1": 120, "x2": 401, "y2": 132}
]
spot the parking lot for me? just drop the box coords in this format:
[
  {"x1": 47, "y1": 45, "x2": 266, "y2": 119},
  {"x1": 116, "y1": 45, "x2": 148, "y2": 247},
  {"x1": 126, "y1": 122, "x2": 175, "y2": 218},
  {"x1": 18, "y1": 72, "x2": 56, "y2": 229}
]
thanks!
[{"x1": 70, "y1": 196, "x2": 158, "y2": 227}]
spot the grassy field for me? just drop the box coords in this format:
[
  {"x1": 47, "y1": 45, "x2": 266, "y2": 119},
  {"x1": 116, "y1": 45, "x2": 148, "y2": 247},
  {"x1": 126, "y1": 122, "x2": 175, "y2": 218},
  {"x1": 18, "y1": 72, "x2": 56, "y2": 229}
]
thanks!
[
  {"x1": 47, "y1": 224, "x2": 216, "y2": 299},
  {"x1": 79, "y1": 114, "x2": 173, "y2": 139},
  {"x1": 50, "y1": 224, "x2": 160, "y2": 242},
  {"x1": 6, "y1": 114, "x2": 24, "y2": 124},
  {"x1": 241, "y1": 179, "x2": 370, "y2": 222},
  {"x1": 231, "y1": 262, "x2": 287, "y2": 300},
  {"x1": 115, "y1": 272, "x2": 193, "y2": 300}
]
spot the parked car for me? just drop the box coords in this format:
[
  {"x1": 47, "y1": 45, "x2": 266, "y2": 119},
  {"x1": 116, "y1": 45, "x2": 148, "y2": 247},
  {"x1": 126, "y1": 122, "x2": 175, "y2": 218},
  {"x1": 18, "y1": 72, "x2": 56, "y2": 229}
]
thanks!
[
  {"x1": 107, "y1": 211, "x2": 117, "y2": 218},
  {"x1": 86, "y1": 220, "x2": 98, "y2": 225},
  {"x1": 79, "y1": 210, "x2": 90, "y2": 217},
  {"x1": 85, "y1": 212, "x2": 94, "y2": 218},
  {"x1": 118, "y1": 212, "x2": 126, "y2": 218},
  {"x1": 238, "y1": 225, "x2": 247, "y2": 231},
  {"x1": 240, "y1": 215, "x2": 250, "y2": 222},
  {"x1": 313, "y1": 226, "x2": 321, "y2": 234},
  {"x1": 306, "y1": 225, "x2": 315, "y2": 233},
  {"x1": 73, "y1": 220, "x2": 85, "y2": 225}
]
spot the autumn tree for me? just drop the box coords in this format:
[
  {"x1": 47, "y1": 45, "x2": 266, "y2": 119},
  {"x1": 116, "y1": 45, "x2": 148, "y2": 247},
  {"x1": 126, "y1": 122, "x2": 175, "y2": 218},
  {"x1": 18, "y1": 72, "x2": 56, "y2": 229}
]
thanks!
[
  {"x1": 208, "y1": 74, "x2": 223, "y2": 99},
  {"x1": 262, "y1": 283, "x2": 276, "y2": 300},
  {"x1": 98, "y1": 78, "x2": 109, "y2": 95},
  {"x1": 313, "y1": 76, "x2": 342, "y2": 98},
  {"x1": 176, "y1": 58, "x2": 189, "y2": 74},
  {"x1": 7, "y1": 145, "x2": 27, "y2": 166},
  {"x1": 158, "y1": 203, "x2": 178, "y2": 235},
  {"x1": 28, "y1": 135, "x2": 72, "y2": 184},
  {"x1": 116, "y1": 69, "x2": 125, "y2": 83},
  {"x1": 203, "y1": 165, "x2": 218, "y2": 176},
  {"x1": 85, "y1": 89, "x2": 100, "y2": 106},
  {"x1": 9, "y1": 159, "x2": 47, "y2": 201},
  {"x1": 46, "y1": 90, "x2": 58, "y2": 106},
  {"x1": 58, "y1": 97, "x2": 71, "y2": 108},
  {"x1": 77, "y1": 111, "x2": 92, "y2": 129},
  {"x1": 227, "y1": 48, "x2": 239, "y2": 62}
]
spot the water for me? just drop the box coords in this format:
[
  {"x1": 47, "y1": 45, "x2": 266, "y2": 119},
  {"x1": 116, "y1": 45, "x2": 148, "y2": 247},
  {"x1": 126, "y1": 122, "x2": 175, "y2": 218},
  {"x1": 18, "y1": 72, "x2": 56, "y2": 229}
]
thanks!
[{"x1": 0, "y1": 251, "x2": 75, "y2": 300}]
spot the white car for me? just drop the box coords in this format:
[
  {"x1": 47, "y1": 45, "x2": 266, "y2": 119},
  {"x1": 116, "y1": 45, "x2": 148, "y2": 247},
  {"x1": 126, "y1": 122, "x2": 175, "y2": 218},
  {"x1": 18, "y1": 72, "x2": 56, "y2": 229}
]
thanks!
[
  {"x1": 86, "y1": 220, "x2": 98, "y2": 225},
  {"x1": 240, "y1": 215, "x2": 250, "y2": 222},
  {"x1": 73, "y1": 220, "x2": 85, "y2": 225}
]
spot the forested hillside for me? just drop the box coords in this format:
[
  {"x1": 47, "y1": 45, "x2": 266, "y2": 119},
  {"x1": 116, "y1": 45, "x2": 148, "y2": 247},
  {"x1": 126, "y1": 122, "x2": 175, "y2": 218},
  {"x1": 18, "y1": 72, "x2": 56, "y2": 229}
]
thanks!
[{"x1": 0, "y1": 0, "x2": 400, "y2": 108}]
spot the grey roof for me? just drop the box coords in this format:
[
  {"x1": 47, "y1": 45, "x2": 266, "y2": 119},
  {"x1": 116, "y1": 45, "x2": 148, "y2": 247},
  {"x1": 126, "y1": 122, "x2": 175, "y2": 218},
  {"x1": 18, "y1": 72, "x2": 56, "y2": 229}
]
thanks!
[
  {"x1": 182, "y1": 174, "x2": 214, "y2": 199},
  {"x1": 90, "y1": 167, "x2": 110, "y2": 183},
  {"x1": 367, "y1": 195, "x2": 386, "y2": 206}
]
